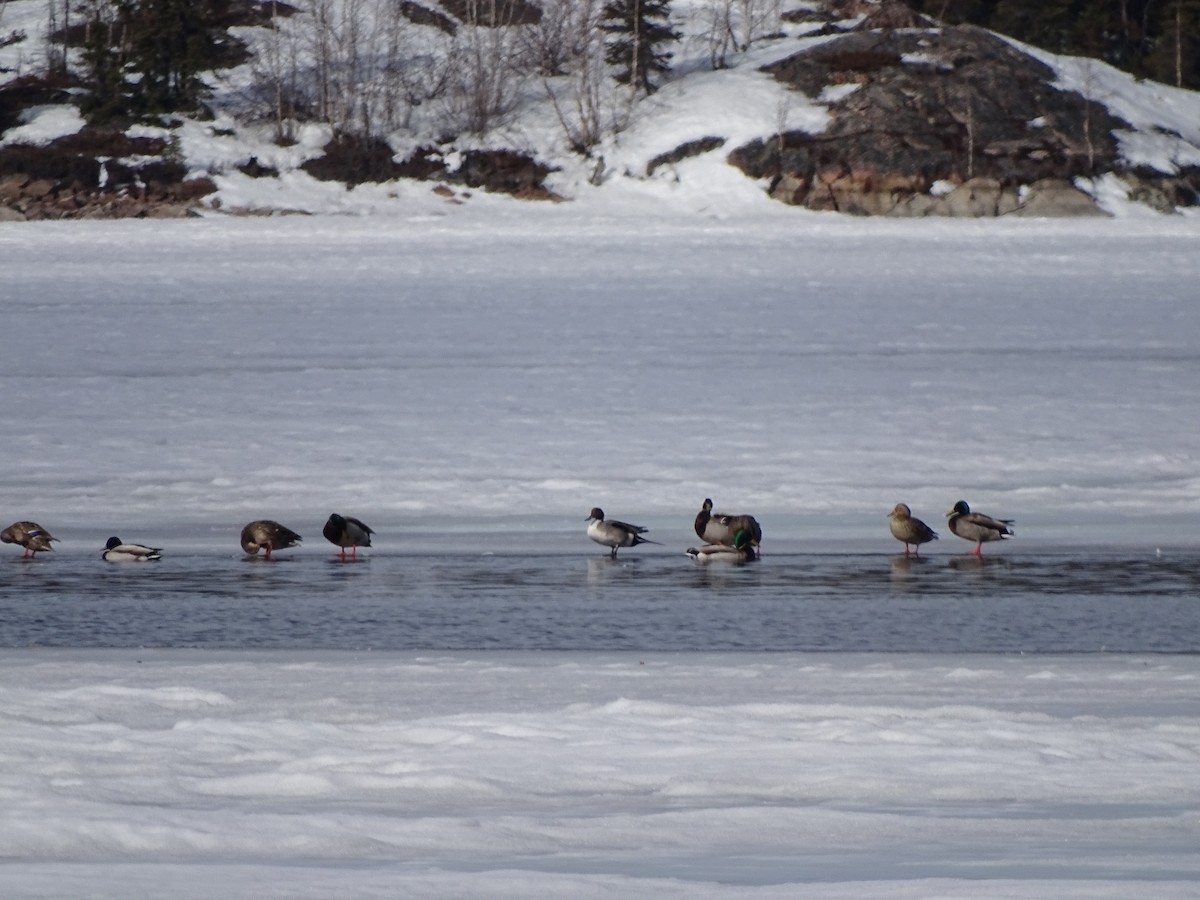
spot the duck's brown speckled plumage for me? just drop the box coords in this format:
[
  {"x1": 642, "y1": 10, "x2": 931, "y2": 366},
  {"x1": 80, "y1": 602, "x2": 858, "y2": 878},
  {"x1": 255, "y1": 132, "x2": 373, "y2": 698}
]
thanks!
[
  {"x1": 240, "y1": 519, "x2": 302, "y2": 558},
  {"x1": 694, "y1": 498, "x2": 762, "y2": 547},
  {"x1": 888, "y1": 503, "x2": 938, "y2": 555},
  {"x1": 2, "y1": 521, "x2": 57, "y2": 557}
]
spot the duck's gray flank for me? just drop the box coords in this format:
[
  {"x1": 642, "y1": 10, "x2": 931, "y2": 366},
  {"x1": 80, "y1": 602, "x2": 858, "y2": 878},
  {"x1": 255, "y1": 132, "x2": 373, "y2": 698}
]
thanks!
[{"x1": 586, "y1": 508, "x2": 659, "y2": 558}]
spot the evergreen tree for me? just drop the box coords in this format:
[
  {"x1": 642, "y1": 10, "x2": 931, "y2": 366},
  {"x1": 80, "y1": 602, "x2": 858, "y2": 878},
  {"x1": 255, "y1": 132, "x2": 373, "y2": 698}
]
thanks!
[
  {"x1": 78, "y1": 7, "x2": 131, "y2": 122},
  {"x1": 124, "y1": 0, "x2": 218, "y2": 114},
  {"x1": 601, "y1": 0, "x2": 679, "y2": 94},
  {"x1": 990, "y1": 0, "x2": 1075, "y2": 53}
]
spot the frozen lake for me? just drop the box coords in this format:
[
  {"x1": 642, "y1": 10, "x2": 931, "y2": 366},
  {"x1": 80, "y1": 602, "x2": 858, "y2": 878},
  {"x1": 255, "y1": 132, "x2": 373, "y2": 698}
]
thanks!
[
  {"x1": 1, "y1": 650, "x2": 1198, "y2": 898},
  {"x1": 2, "y1": 212, "x2": 1199, "y2": 896},
  {"x1": 3, "y1": 213, "x2": 1200, "y2": 541}
]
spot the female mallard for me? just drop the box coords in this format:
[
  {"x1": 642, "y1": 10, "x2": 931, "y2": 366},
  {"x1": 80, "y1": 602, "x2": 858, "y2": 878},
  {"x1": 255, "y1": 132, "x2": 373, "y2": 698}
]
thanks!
[
  {"x1": 587, "y1": 507, "x2": 659, "y2": 558},
  {"x1": 2, "y1": 521, "x2": 57, "y2": 557},
  {"x1": 946, "y1": 500, "x2": 1013, "y2": 555},
  {"x1": 240, "y1": 519, "x2": 302, "y2": 558},
  {"x1": 687, "y1": 528, "x2": 758, "y2": 562},
  {"x1": 888, "y1": 503, "x2": 938, "y2": 556},
  {"x1": 102, "y1": 536, "x2": 163, "y2": 562},
  {"x1": 694, "y1": 498, "x2": 762, "y2": 547},
  {"x1": 323, "y1": 513, "x2": 374, "y2": 559}
]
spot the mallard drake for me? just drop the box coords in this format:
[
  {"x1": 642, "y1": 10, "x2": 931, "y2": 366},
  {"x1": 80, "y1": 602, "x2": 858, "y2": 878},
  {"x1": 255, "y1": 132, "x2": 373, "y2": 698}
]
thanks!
[
  {"x1": 240, "y1": 519, "x2": 302, "y2": 558},
  {"x1": 2, "y1": 521, "x2": 57, "y2": 557},
  {"x1": 102, "y1": 536, "x2": 162, "y2": 562},
  {"x1": 686, "y1": 528, "x2": 758, "y2": 562},
  {"x1": 694, "y1": 498, "x2": 762, "y2": 547},
  {"x1": 323, "y1": 513, "x2": 374, "y2": 559},
  {"x1": 586, "y1": 507, "x2": 659, "y2": 558},
  {"x1": 946, "y1": 500, "x2": 1014, "y2": 555},
  {"x1": 888, "y1": 503, "x2": 938, "y2": 556}
]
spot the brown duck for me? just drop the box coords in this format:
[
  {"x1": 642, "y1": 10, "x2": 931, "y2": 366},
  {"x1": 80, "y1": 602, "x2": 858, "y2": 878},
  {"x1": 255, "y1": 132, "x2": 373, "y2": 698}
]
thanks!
[
  {"x1": 694, "y1": 498, "x2": 762, "y2": 547},
  {"x1": 240, "y1": 519, "x2": 302, "y2": 558},
  {"x1": 888, "y1": 503, "x2": 938, "y2": 556},
  {"x1": 2, "y1": 521, "x2": 57, "y2": 557}
]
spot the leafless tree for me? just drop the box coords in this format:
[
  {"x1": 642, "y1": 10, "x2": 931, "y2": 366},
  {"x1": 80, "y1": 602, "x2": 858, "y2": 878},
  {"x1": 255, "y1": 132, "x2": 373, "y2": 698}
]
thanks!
[
  {"x1": 442, "y1": 0, "x2": 528, "y2": 134},
  {"x1": 697, "y1": 0, "x2": 781, "y2": 69},
  {"x1": 538, "y1": 0, "x2": 616, "y2": 154}
]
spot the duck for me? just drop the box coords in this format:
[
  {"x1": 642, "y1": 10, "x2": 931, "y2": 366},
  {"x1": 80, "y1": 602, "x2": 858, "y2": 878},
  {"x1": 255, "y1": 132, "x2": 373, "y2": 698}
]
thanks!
[
  {"x1": 945, "y1": 500, "x2": 1014, "y2": 555},
  {"x1": 240, "y1": 519, "x2": 302, "y2": 558},
  {"x1": 102, "y1": 536, "x2": 163, "y2": 562},
  {"x1": 2, "y1": 521, "x2": 57, "y2": 557},
  {"x1": 586, "y1": 507, "x2": 659, "y2": 558},
  {"x1": 686, "y1": 528, "x2": 758, "y2": 562},
  {"x1": 694, "y1": 498, "x2": 762, "y2": 547},
  {"x1": 323, "y1": 513, "x2": 374, "y2": 559},
  {"x1": 888, "y1": 503, "x2": 938, "y2": 556}
]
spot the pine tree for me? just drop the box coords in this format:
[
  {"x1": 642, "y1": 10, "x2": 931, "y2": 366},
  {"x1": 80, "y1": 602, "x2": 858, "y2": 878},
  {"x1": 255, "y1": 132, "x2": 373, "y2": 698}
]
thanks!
[
  {"x1": 123, "y1": 0, "x2": 215, "y2": 114},
  {"x1": 78, "y1": 6, "x2": 131, "y2": 122},
  {"x1": 990, "y1": 0, "x2": 1075, "y2": 53},
  {"x1": 601, "y1": 0, "x2": 679, "y2": 94}
]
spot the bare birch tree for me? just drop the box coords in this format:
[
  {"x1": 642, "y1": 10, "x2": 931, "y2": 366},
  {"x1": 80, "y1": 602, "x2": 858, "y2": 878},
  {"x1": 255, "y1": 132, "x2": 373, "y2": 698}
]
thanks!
[
  {"x1": 442, "y1": 0, "x2": 527, "y2": 134},
  {"x1": 535, "y1": 0, "x2": 616, "y2": 154}
]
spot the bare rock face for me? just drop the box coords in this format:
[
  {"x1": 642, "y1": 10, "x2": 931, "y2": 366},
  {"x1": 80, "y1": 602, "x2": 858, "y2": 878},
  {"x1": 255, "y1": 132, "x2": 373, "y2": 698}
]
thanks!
[
  {"x1": 0, "y1": 128, "x2": 216, "y2": 220},
  {"x1": 1012, "y1": 179, "x2": 1110, "y2": 217},
  {"x1": 729, "y1": 23, "x2": 1126, "y2": 215}
]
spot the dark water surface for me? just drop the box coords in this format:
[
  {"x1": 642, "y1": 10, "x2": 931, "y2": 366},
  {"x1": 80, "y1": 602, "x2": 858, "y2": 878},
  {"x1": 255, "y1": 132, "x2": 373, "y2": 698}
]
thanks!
[{"x1": 3, "y1": 547, "x2": 1198, "y2": 652}]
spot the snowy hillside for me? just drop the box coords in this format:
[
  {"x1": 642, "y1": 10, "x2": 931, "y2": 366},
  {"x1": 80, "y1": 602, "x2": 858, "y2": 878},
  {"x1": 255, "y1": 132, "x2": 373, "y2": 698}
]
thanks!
[{"x1": 2, "y1": 0, "x2": 1200, "y2": 217}]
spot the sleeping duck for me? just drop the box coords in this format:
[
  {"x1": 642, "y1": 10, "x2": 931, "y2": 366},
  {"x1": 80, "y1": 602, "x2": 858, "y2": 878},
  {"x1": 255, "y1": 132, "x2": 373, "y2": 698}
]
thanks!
[
  {"x1": 888, "y1": 503, "x2": 938, "y2": 556},
  {"x1": 587, "y1": 507, "x2": 659, "y2": 558},
  {"x1": 686, "y1": 528, "x2": 758, "y2": 562},
  {"x1": 694, "y1": 498, "x2": 762, "y2": 547},
  {"x1": 946, "y1": 500, "x2": 1014, "y2": 555},
  {"x1": 2, "y1": 521, "x2": 57, "y2": 557},
  {"x1": 323, "y1": 513, "x2": 374, "y2": 559},
  {"x1": 240, "y1": 519, "x2": 302, "y2": 558},
  {"x1": 102, "y1": 536, "x2": 163, "y2": 562}
]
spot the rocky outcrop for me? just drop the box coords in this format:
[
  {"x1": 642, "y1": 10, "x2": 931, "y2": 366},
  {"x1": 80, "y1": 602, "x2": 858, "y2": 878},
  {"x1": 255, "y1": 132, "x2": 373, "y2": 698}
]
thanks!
[
  {"x1": 728, "y1": 22, "x2": 1134, "y2": 215},
  {"x1": 646, "y1": 137, "x2": 726, "y2": 176},
  {"x1": 0, "y1": 127, "x2": 216, "y2": 220},
  {"x1": 300, "y1": 137, "x2": 558, "y2": 199}
]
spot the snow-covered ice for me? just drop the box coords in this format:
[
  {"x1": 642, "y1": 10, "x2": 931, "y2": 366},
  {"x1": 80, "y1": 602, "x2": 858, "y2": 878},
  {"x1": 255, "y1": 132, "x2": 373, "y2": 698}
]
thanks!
[
  {"x1": 3, "y1": 212, "x2": 1200, "y2": 546},
  {"x1": 1, "y1": 651, "x2": 1197, "y2": 898},
  {"x1": 4, "y1": 204, "x2": 1200, "y2": 898}
]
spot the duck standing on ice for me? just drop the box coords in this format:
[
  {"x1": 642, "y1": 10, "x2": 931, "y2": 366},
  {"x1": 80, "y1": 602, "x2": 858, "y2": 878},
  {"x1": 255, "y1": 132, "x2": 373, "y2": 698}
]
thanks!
[
  {"x1": 323, "y1": 513, "x2": 374, "y2": 559},
  {"x1": 945, "y1": 500, "x2": 1013, "y2": 555},
  {"x1": 586, "y1": 508, "x2": 659, "y2": 558},
  {"x1": 240, "y1": 520, "x2": 302, "y2": 558},
  {"x1": 888, "y1": 503, "x2": 937, "y2": 556},
  {"x1": 2, "y1": 521, "x2": 57, "y2": 557}
]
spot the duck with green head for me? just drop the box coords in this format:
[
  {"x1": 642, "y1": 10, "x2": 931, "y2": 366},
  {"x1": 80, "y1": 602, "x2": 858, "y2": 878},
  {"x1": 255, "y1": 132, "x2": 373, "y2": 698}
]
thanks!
[
  {"x1": 946, "y1": 500, "x2": 1013, "y2": 555},
  {"x1": 694, "y1": 498, "x2": 762, "y2": 547},
  {"x1": 686, "y1": 527, "x2": 758, "y2": 562}
]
